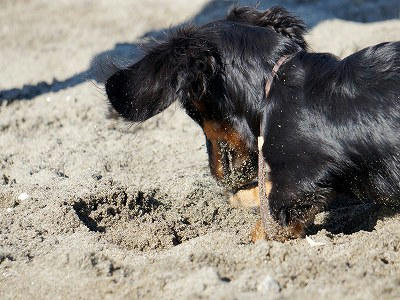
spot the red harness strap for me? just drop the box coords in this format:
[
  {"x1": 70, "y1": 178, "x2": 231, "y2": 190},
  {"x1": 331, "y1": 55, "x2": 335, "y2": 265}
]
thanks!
[{"x1": 258, "y1": 54, "x2": 296, "y2": 236}]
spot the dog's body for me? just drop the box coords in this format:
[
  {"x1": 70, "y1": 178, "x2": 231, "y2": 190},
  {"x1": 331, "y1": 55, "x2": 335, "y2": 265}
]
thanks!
[{"x1": 106, "y1": 6, "x2": 400, "y2": 240}]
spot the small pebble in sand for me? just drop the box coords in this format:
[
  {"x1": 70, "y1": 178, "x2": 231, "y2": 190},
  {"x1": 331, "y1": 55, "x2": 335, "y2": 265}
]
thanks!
[
  {"x1": 66, "y1": 95, "x2": 71, "y2": 101},
  {"x1": 257, "y1": 275, "x2": 281, "y2": 294},
  {"x1": 17, "y1": 192, "x2": 30, "y2": 201},
  {"x1": 6, "y1": 208, "x2": 13, "y2": 213},
  {"x1": 306, "y1": 236, "x2": 326, "y2": 247},
  {"x1": 46, "y1": 96, "x2": 51, "y2": 102}
]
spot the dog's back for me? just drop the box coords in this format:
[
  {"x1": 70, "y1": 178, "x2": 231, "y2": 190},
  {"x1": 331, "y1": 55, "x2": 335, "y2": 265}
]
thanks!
[
  {"x1": 344, "y1": 42, "x2": 400, "y2": 204},
  {"x1": 274, "y1": 41, "x2": 400, "y2": 206}
]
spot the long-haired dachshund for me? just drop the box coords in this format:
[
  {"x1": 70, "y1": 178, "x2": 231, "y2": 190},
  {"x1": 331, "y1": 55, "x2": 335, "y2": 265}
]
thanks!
[{"x1": 105, "y1": 6, "x2": 400, "y2": 241}]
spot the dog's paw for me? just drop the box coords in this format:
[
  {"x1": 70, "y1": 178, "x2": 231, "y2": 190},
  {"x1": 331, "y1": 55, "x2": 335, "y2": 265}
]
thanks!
[
  {"x1": 250, "y1": 219, "x2": 266, "y2": 241},
  {"x1": 229, "y1": 186, "x2": 260, "y2": 208},
  {"x1": 250, "y1": 219, "x2": 306, "y2": 242}
]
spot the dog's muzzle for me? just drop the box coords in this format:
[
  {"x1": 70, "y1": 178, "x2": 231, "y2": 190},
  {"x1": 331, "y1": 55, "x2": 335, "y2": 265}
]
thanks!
[{"x1": 206, "y1": 138, "x2": 257, "y2": 191}]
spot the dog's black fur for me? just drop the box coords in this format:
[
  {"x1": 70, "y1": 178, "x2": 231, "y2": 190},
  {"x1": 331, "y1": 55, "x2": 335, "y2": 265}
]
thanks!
[{"x1": 106, "y1": 6, "x2": 400, "y2": 234}]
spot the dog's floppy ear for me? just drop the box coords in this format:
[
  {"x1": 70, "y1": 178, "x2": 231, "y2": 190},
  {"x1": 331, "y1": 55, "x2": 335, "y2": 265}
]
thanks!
[
  {"x1": 227, "y1": 6, "x2": 307, "y2": 49},
  {"x1": 105, "y1": 26, "x2": 220, "y2": 122}
]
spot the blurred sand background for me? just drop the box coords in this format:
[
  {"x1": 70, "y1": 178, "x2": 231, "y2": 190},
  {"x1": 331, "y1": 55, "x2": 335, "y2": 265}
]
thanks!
[{"x1": 1, "y1": 0, "x2": 400, "y2": 299}]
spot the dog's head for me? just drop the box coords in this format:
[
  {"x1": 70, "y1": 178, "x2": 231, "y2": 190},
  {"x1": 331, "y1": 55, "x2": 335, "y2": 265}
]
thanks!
[{"x1": 105, "y1": 6, "x2": 307, "y2": 191}]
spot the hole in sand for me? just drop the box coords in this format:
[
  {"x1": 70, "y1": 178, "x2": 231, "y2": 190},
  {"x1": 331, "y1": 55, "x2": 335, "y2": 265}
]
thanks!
[
  {"x1": 71, "y1": 182, "x2": 253, "y2": 251},
  {"x1": 73, "y1": 188, "x2": 162, "y2": 234},
  {"x1": 71, "y1": 186, "x2": 201, "y2": 251}
]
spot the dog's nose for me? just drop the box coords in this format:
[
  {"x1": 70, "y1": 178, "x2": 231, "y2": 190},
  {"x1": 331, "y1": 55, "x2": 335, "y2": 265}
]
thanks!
[{"x1": 278, "y1": 209, "x2": 289, "y2": 226}]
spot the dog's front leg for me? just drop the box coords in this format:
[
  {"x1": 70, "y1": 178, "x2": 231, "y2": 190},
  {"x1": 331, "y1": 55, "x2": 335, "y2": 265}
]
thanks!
[
  {"x1": 229, "y1": 185, "x2": 265, "y2": 208},
  {"x1": 229, "y1": 182, "x2": 306, "y2": 242},
  {"x1": 260, "y1": 174, "x2": 332, "y2": 241},
  {"x1": 228, "y1": 169, "x2": 330, "y2": 242},
  {"x1": 250, "y1": 181, "x2": 308, "y2": 242}
]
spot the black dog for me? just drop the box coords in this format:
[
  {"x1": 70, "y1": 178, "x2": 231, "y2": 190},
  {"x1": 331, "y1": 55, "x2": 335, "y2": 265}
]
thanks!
[{"x1": 105, "y1": 6, "x2": 400, "y2": 240}]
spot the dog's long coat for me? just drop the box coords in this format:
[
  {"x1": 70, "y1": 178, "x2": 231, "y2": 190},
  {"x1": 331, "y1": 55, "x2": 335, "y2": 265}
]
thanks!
[{"x1": 106, "y1": 6, "x2": 400, "y2": 239}]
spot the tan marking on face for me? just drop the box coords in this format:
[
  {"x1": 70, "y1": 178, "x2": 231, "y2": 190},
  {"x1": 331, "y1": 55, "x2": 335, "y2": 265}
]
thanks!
[
  {"x1": 193, "y1": 100, "x2": 206, "y2": 112},
  {"x1": 202, "y1": 120, "x2": 246, "y2": 148},
  {"x1": 202, "y1": 120, "x2": 250, "y2": 180},
  {"x1": 211, "y1": 138, "x2": 224, "y2": 179}
]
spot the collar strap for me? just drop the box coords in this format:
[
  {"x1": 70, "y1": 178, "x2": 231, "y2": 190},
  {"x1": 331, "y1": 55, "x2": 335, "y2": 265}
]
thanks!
[
  {"x1": 258, "y1": 53, "x2": 297, "y2": 238},
  {"x1": 260, "y1": 53, "x2": 296, "y2": 143},
  {"x1": 264, "y1": 54, "x2": 295, "y2": 109}
]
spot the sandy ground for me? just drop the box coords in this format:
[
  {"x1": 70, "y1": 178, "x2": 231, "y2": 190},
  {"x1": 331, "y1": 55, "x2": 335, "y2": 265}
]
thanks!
[{"x1": 1, "y1": 0, "x2": 400, "y2": 299}]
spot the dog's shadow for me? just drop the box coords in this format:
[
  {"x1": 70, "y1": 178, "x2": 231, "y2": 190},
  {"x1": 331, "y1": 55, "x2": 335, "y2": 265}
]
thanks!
[{"x1": 308, "y1": 196, "x2": 398, "y2": 235}]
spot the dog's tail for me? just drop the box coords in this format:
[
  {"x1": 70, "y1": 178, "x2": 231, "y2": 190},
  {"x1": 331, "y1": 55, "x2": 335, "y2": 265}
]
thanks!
[{"x1": 226, "y1": 6, "x2": 307, "y2": 50}]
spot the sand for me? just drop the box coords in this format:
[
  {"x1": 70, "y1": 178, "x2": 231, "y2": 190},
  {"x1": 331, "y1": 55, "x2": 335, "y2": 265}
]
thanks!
[{"x1": 1, "y1": 0, "x2": 400, "y2": 299}]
